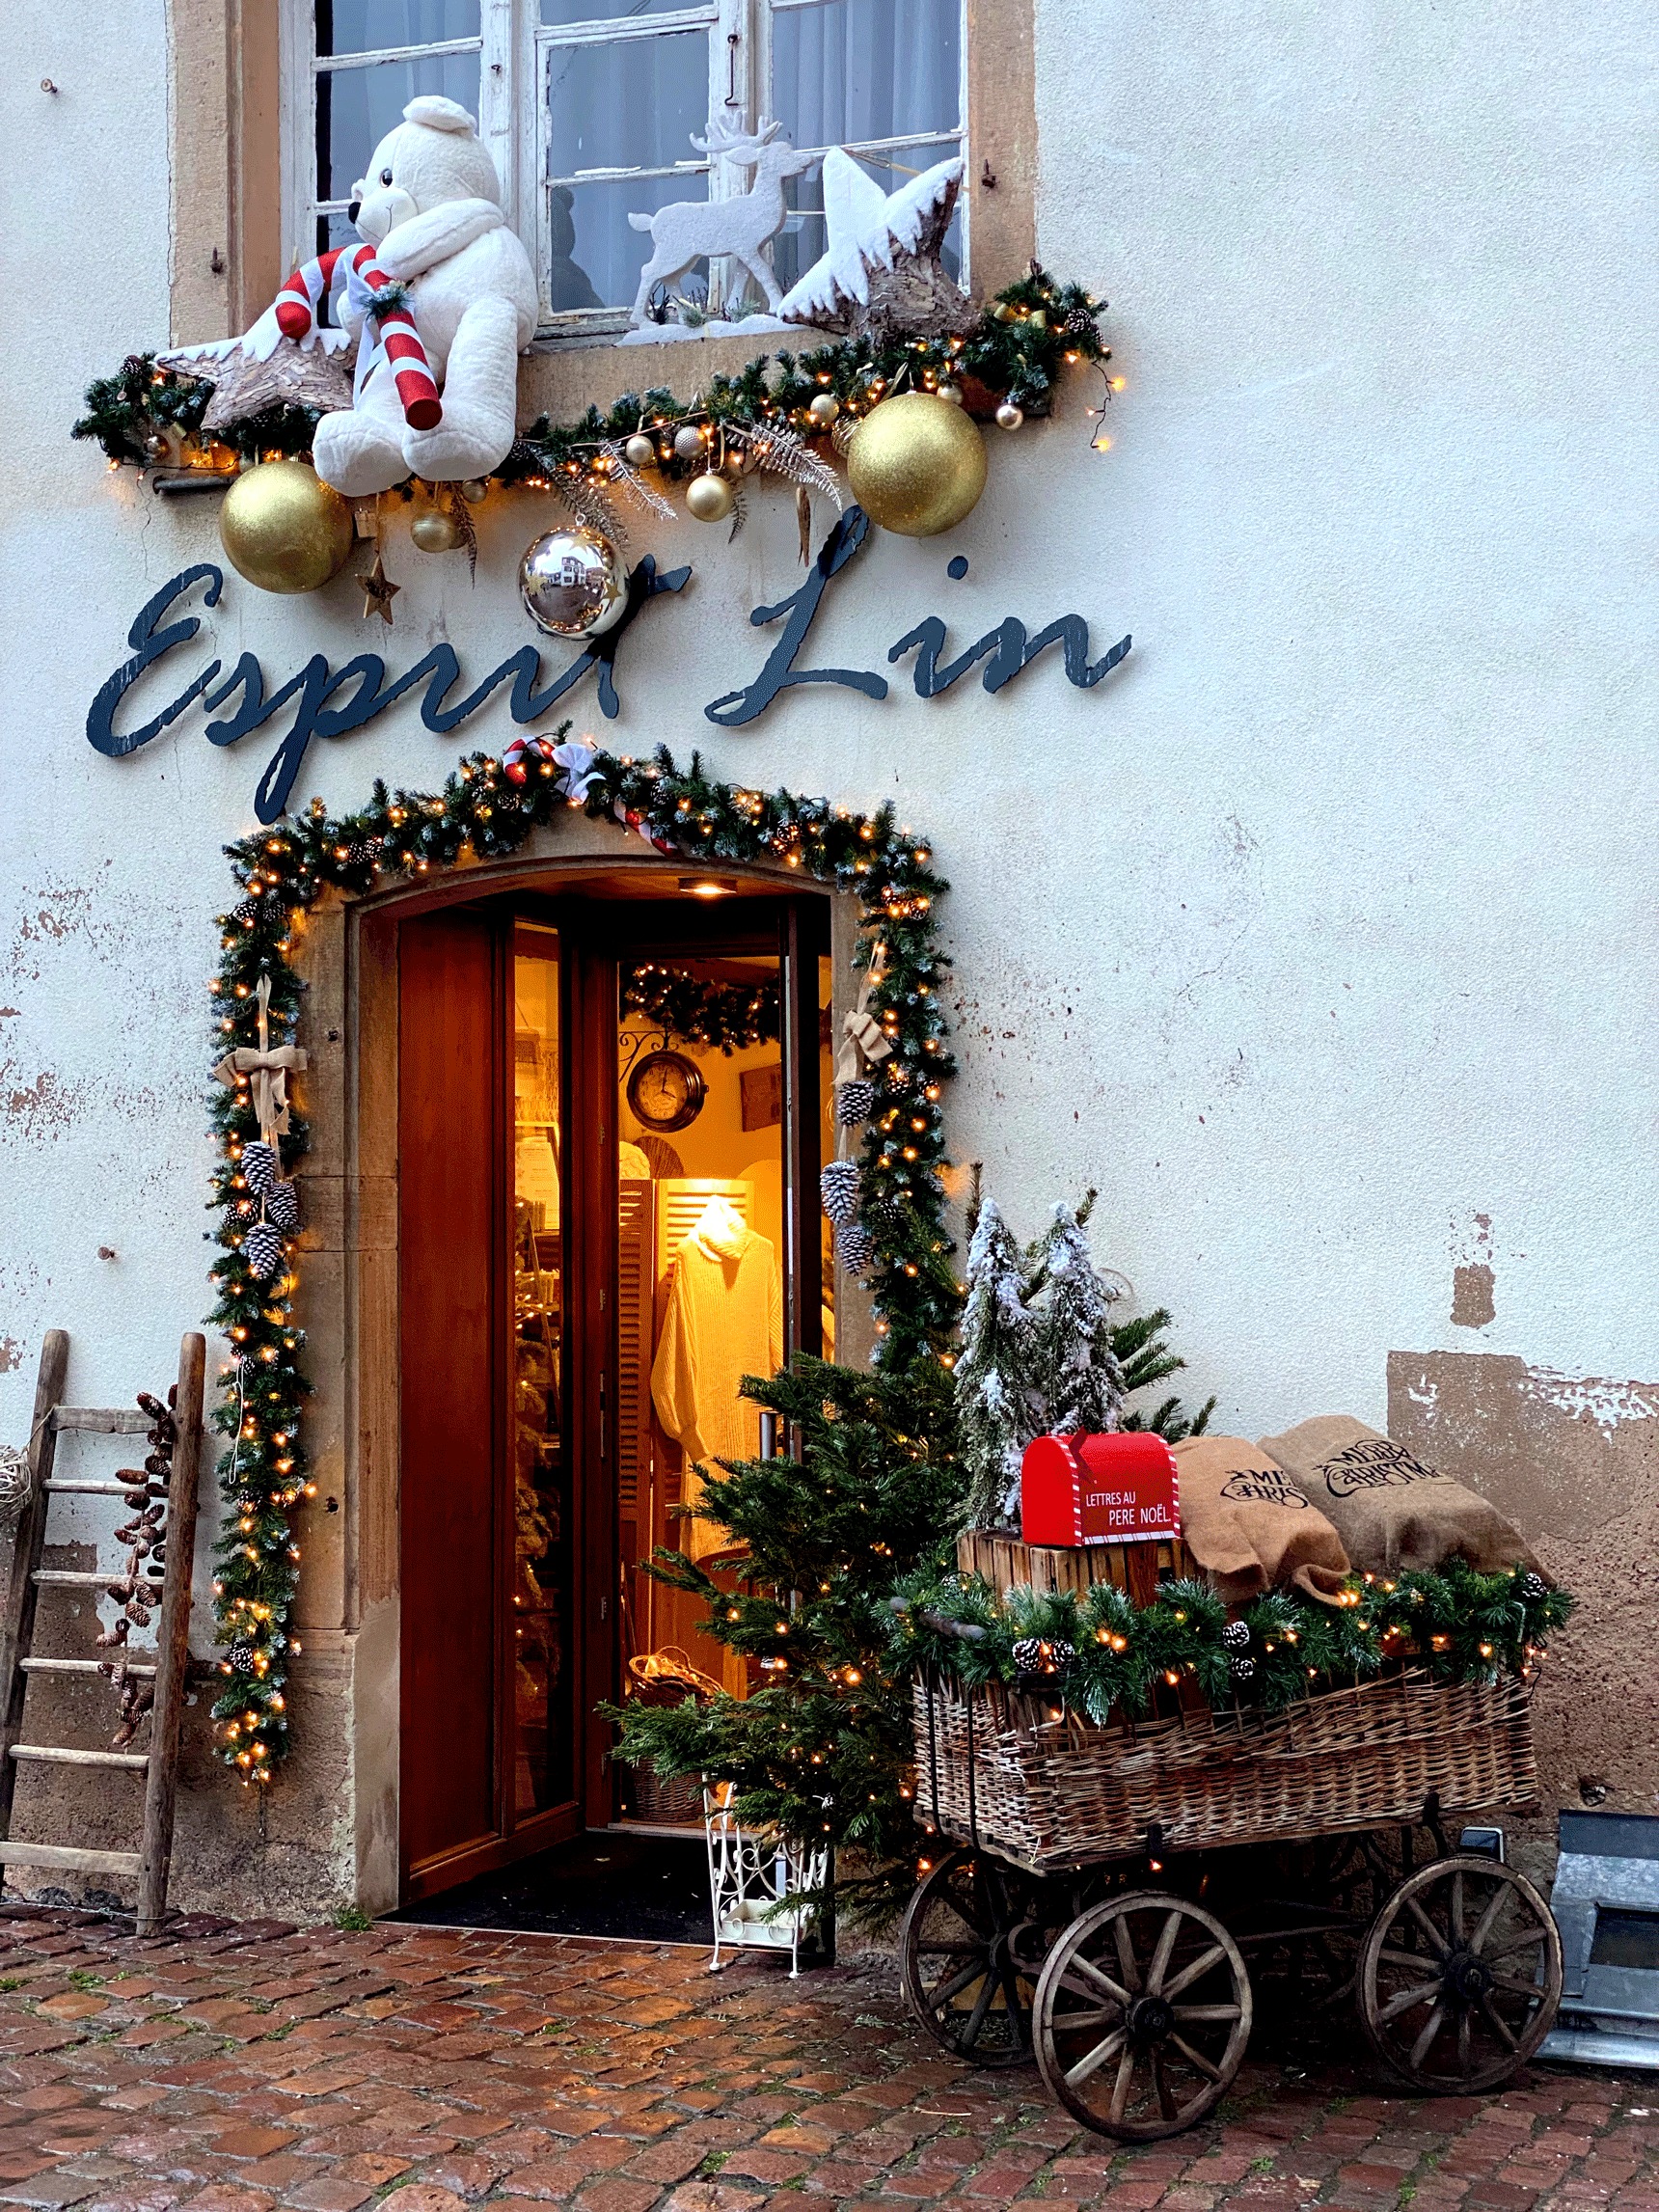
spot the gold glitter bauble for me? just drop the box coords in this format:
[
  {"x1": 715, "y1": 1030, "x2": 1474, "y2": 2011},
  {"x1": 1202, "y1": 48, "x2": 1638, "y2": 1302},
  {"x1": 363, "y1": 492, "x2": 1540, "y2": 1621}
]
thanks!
[
  {"x1": 686, "y1": 471, "x2": 736, "y2": 524},
  {"x1": 847, "y1": 393, "x2": 987, "y2": 538},
  {"x1": 518, "y1": 524, "x2": 628, "y2": 637},
  {"x1": 411, "y1": 506, "x2": 463, "y2": 553},
  {"x1": 218, "y1": 459, "x2": 354, "y2": 594}
]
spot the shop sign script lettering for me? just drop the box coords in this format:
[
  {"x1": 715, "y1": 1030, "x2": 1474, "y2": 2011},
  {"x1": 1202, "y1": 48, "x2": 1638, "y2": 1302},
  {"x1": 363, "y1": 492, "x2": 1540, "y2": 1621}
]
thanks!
[{"x1": 87, "y1": 505, "x2": 1131, "y2": 824}]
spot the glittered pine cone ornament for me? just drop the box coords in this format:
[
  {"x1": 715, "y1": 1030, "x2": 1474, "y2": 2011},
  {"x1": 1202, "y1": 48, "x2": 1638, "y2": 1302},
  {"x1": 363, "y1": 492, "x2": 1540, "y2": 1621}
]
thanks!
[
  {"x1": 820, "y1": 1159, "x2": 861, "y2": 1225},
  {"x1": 228, "y1": 1642, "x2": 257, "y2": 1675},
  {"x1": 834, "y1": 1222, "x2": 876, "y2": 1277},
  {"x1": 265, "y1": 1181, "x2": 301, "y2": 1232},
  {"x1": 241, "y1": 1140, "x2": 279, "y2": 1195},
  {"x1": 244, "y1": 1221, "x2": 285, "y2": 1280},
  {"x1": 1221, "y1": 1621, "x2": 1251, "y2": 1652},
  {"x1": 1230, "y1": 1653, "x2": 1257, "y2": 1683},
  {"x1": 834, "y1": 1078, "x2": 878, "y2": 1127},
  {"x1": 1519, "y1": 1570, "x2": 1549, "y2": 1601}
]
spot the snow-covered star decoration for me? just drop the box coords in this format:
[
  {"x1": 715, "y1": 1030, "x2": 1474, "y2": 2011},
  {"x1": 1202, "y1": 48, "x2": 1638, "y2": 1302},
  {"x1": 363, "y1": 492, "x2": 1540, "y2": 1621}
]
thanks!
[{"x1": 777, "y1": 149, "x2": 971, "y2": 338}]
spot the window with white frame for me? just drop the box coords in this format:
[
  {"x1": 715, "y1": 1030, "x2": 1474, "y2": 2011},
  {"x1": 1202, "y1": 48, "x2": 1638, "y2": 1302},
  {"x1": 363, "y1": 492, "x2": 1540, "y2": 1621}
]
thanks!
[{"x1": 287, "y1": 0, "x2": 967, "y2": 335}]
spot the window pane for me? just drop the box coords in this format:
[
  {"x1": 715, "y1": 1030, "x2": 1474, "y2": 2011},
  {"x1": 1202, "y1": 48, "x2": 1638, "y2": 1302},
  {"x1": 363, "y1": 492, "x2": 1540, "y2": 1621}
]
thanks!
[
  {"x1": 771, "y1": 0, "x2": 961, "y2": 150},
  {"x1": 549, "y1": 176, "x2": 709, "y2": 313},
  {"x1": 542, "y1": 0, "x2": 696, "y2": 20},
  {"x1": 548, "y1": 30, "x2": 710, "y2": 175},
  {"x1": 319, "y1": 0, "x2": 478, "y2": 57},
  {"x1": 774, "y1": 140, "x2": 963, "y2": 294},
  {"x1": 317, "y1": 51, "x2": 482, "y2": 203}
]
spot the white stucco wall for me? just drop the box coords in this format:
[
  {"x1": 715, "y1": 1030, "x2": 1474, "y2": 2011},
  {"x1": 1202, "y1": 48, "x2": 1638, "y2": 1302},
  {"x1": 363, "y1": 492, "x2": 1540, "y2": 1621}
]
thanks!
[{"x1": 0, "y1": 0, "x2": 1655, "y2": 1885}]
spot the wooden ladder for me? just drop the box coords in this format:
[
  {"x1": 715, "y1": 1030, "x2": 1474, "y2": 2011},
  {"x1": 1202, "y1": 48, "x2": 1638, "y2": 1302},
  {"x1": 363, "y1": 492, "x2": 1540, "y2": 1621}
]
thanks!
[{"x1": 0, "y1": 1329, "x2": 205, "y2": 1937}]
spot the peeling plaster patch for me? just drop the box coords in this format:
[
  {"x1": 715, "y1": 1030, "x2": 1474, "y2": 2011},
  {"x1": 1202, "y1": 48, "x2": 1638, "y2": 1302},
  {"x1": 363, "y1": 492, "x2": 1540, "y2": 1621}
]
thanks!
[
  {"x1": 3, "y1": 863, "x2": 125, "y2": 987},
  {"x1": 0, "y1": 1340, "x2": 20, "y2": 1375},
  {"x1": 0, "y1": 1063, "x2": 87, "y2": 1141},
  {"x1": 1521, "y1": 1365, "x2": 1659, "y2": 1438},
  {"x1": 1452, "y1": 1262, "x2": 1496, "y2": 1328},
  {"x1": 1450, "y1": 1210, "x2": 1496, "y2": 1328}
]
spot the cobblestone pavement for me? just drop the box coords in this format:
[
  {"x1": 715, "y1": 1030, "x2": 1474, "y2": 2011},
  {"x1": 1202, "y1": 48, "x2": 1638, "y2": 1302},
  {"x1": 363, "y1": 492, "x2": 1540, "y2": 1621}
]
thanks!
[{"x1": 0, "y1": 1906, "x2": 1652, "y2": 2212}]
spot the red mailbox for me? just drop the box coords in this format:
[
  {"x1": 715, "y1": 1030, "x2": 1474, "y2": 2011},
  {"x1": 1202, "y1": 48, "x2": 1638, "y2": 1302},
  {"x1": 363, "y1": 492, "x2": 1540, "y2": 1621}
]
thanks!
[{"x1": 1020, "y1": 1431, "x2": 1182, "y2": 1549}]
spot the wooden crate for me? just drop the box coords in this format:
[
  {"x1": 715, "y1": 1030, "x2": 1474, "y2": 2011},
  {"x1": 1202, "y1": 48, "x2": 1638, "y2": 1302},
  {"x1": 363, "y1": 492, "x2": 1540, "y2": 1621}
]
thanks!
[{"x1": 957, "y1": 1527, "x2": 1191, "y2": 1610}]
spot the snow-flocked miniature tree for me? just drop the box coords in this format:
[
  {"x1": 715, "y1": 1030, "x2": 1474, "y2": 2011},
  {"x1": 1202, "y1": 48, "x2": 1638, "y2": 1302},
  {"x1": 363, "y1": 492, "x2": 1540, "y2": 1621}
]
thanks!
[
  {"x1": 957, "y1": 1190, "x2": 1200, "y2": 1530},
  {"x1": 954, "y1": 1200, "x2": 1033, "y2": 1529}
]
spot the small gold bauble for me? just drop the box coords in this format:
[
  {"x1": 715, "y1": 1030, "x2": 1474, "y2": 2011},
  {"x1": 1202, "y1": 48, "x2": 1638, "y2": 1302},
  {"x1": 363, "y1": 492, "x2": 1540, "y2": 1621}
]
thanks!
[
  {"x1": 686, "y1": 471, "x2": 736, "y2": 524},
  {"x1": 218, "y1": 458, "x2": 354, "y2": 594},
  {"x1": 807, "y1": 393, "x2": 840, "y2": 427},
  {"x1": 995, "y1": 401, "x2": 1025, "y2": 431},
  {"x1": 936, "y1": 383, "x2": 964, "y2": 406},
  {"x1": 411, "y1": 506, "x2": 464, "y2": 554},
  {"x1": 461, "y1": 478, "x2": 489, "y2": 504},
  {"x1": 624, "y1": 433, "x2": 656, "y2": 468},
  {"x1": 673, "y1": 423, "x2": 705, "y2": 460},
  {"x1": 846, "y1": 392, "x2": 988, "y2": 538},
  {"x1": 519, "y1": 523, "x2": 628, "y2": 637}
]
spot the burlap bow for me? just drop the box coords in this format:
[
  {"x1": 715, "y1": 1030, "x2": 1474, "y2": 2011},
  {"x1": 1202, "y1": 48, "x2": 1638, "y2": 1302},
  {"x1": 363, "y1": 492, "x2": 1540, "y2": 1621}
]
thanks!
[
  {"x1": 212, "y1": 976, "x2": 308, "y2": 1148},
  {"x1": 835, "y1": 947, "x2": 893, "y2": 1086}
]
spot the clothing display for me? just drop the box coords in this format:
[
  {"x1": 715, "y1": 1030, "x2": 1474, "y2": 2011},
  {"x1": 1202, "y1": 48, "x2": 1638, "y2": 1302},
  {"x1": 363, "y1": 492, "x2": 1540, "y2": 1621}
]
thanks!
[{"x1": 650, "y1": 1193, "x2": 783, "y2": 1558}]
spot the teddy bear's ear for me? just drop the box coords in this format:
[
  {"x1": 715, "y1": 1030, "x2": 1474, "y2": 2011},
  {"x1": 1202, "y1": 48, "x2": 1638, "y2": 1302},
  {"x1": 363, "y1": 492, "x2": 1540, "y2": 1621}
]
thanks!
[{"x1": 403, "y1": 96, "x2": 476, "y2": 135}]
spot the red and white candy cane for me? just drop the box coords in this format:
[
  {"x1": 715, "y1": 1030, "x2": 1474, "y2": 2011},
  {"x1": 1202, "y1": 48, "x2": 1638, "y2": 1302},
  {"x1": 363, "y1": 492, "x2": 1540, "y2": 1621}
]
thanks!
[
  {"x1": 503, "y1": 736, "x2": 556, "y2": 785},
  {"x1": 272, "y1": 243, "x2": 442, "y2": 432}
]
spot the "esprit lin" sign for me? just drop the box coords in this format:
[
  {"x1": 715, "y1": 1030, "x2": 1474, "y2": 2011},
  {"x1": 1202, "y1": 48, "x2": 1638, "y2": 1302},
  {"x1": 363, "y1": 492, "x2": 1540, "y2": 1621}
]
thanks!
[{"x1": 86, "y1": 507, "x2": 1130, "y2": 823}]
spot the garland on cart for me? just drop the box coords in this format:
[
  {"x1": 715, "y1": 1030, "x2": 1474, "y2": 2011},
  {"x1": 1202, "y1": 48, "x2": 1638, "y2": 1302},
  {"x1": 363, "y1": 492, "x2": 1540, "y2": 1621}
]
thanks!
[
  {"x1": 205, "y1": 737, "x2": 955, "y2": 1779},
  {"x1": 620, "y1": 961, "x2": 781, "y2": 1054},
  {"x1": 74, "y1": 265, "x2": 1114, "y2": 488},
  {"x1": 890, "y1": 1560, "x2": 1574, "y2": 1723}
]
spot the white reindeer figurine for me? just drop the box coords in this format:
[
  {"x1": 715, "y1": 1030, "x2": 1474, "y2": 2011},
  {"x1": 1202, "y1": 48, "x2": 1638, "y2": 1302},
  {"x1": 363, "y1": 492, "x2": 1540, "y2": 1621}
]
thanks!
[{"x1": 628, "y1": 118, "x2": 814, "y2": 327}]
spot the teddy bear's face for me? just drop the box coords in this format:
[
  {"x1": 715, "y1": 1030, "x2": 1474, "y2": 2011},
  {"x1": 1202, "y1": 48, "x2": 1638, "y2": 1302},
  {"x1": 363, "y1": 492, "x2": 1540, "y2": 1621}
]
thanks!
[{"x1": 350, "y1": 96, "x2": 503, "y2": 247}]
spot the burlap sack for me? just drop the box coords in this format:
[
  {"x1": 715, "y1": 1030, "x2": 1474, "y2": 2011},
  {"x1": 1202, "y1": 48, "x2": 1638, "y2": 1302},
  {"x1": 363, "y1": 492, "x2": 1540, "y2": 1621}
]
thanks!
[
  {"x1": 1259, "y1": 1415, "x2": 1542, "y2": 1577},
  {"x1": 1170, "y1": 1435, "x2": 1352, "y2": 1605}
]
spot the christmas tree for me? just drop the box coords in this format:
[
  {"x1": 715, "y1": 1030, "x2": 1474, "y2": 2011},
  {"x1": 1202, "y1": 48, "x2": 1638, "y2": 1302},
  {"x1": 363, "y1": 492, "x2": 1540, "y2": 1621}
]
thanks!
[
  {"x1": 951, "y1": 1200, "x2": 1032, "y2": 1534},
  {"x1": 1031, "y1": 1200, "x2": 1128, "y2": 1439},
  {"x1": 611, "y1": 1351, "x2": 962, "y2": 1925}
]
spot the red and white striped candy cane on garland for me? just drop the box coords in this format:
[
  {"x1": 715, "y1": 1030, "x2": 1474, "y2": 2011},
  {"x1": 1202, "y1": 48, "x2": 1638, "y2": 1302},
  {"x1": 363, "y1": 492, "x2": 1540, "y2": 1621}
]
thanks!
[{"x1": 274, "y1": 243, "x2": 442, "y2": 431}]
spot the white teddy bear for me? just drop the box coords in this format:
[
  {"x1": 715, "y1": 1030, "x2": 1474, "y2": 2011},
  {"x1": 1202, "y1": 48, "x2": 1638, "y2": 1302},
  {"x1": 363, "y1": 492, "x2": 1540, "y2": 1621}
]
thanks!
[{"x1": 247, "y1": 96, "x2": 537, "y2": 497}]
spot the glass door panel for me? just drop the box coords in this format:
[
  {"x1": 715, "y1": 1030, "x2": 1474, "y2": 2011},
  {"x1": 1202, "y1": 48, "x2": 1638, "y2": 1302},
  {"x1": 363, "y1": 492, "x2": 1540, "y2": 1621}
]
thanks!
[{"x1": 510, "y1": 925, "x2": 574, "y2": 1816}]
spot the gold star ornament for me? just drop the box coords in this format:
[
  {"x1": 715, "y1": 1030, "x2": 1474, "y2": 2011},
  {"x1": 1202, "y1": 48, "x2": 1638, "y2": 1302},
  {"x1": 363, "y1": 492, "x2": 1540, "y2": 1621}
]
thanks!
[{"x1": 360, "y1": 553, "x2": 400, "y2": 626}]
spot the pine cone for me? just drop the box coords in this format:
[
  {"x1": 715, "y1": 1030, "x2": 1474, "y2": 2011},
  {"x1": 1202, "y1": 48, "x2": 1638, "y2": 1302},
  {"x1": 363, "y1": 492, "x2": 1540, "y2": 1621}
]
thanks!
[
  {"x1": 1221, "y1": 1621, "x2": 1250, "y2": 1652},
  {"x1": 228, "y1": 1642, "x2": 257, "y2": 1674},
  {"x1": 265, "y1": 1181, "x2": 301, "y2": 1233},
  {"x1": 1012, "y1": 1636, "x2": 1074, "y2": 1679},
  {"x1": 241, "y1": 1140, "x2": 279, "y2": 1195},
  {"x1": 1520, "y1": 1571, "x2": 1548, "y2": 1601},
  {"x1": 1230, "y1": 1653, "x2": 1256, "y2": 1683},
  {"x1": 1065, "y1": 307, "x2": 1099, "y2": 336},
  {"x1": 820, "y1": 1160, "x2": 860, "y2": 1225},
  {"x1": 834, "y1": 1079, "x2": 877, "y2": 1127},
  {"x1": 245, "y1": 1221, "x2": 284, "y2": 1279},
  {"x1": 835, "y1": 1223, "x2": 876, "y2": 1277}
]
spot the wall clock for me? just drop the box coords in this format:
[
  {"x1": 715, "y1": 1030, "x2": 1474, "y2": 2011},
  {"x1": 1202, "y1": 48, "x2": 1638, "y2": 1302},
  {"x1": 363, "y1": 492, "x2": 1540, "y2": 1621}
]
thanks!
[{"x1": 627, "y1": 1048, "x2": 706, "y2": 1133}]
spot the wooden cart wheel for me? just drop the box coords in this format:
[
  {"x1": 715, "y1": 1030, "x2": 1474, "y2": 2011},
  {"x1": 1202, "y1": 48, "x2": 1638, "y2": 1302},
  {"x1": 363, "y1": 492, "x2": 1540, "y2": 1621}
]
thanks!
[
  {"x1": 1033, "y1": 1892, "x2": 1253, "y2": 2141},
  {"x1": 1358, "y1": 1854, "x2": 1564, "y2": 2093},
  {"x1": 899, "y1": 1850, "x2": 1053, "y2": 2066}
]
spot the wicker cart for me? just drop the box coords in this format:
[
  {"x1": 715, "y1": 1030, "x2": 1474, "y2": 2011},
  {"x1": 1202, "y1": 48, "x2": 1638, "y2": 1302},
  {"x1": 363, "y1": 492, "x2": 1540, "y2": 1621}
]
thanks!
[{"x1": 900, "y1": 1648, "x2": 1564, "y2": 2141}]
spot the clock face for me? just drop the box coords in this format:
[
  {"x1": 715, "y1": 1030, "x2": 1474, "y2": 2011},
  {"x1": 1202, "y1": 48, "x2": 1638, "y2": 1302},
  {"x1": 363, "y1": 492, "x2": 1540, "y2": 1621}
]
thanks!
[{"x1": 627, "y1": 1049, "x2": 706, "y2": 1133}]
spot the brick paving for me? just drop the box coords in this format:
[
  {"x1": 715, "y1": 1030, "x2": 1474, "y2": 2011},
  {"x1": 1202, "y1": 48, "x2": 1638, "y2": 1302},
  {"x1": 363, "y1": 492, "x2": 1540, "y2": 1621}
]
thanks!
[{"x1": 0, "y1": 1907, "x2": 1651, "y2": 2212}]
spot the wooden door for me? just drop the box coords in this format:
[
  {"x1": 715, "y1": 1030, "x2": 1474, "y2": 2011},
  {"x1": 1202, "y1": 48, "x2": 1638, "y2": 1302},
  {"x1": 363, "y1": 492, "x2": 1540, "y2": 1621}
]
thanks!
[{"x1": 398, "y1": 909, "x2": 501, "y2": 1886}]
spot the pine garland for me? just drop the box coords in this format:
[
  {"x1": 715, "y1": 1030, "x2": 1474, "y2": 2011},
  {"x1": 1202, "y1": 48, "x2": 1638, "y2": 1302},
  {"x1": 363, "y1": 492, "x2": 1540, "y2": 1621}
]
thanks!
[
  {"x1": 890, "y1": 1560, "x2": 1573, "y2": 1725},
  {"x1": 74, "y1": 265, "x2": 1110, "y2": 475},
  {"x1": 619, "y1": 960, "x2": 781, "y2": 1053},
  {"x1": 205, "y1": 737, "x2": 956, "y2": 1778}
]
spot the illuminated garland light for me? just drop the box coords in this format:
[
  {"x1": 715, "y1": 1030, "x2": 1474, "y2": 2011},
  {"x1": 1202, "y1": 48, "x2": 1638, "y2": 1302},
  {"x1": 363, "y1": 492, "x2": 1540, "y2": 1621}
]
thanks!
[
  {"x1": 73, "y1": 267, "x2": 1112, "y2": 501},
  {"x1": 892, "y1": 1559, "x2": 1574, "y2": 1724},
  {"x1": 620, "y1": 961, "x2": 781, "y2": 1053},
  {"x1": 206, "y1": 739, "x2": 956, "y2": 1777}
]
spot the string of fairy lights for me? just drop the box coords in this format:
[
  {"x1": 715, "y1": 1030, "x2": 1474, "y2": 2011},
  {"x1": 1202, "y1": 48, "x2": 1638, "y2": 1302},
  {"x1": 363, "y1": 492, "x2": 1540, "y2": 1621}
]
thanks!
[{"x1": 205, "y1": 737, "x2": 957, "y2": 1779}]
